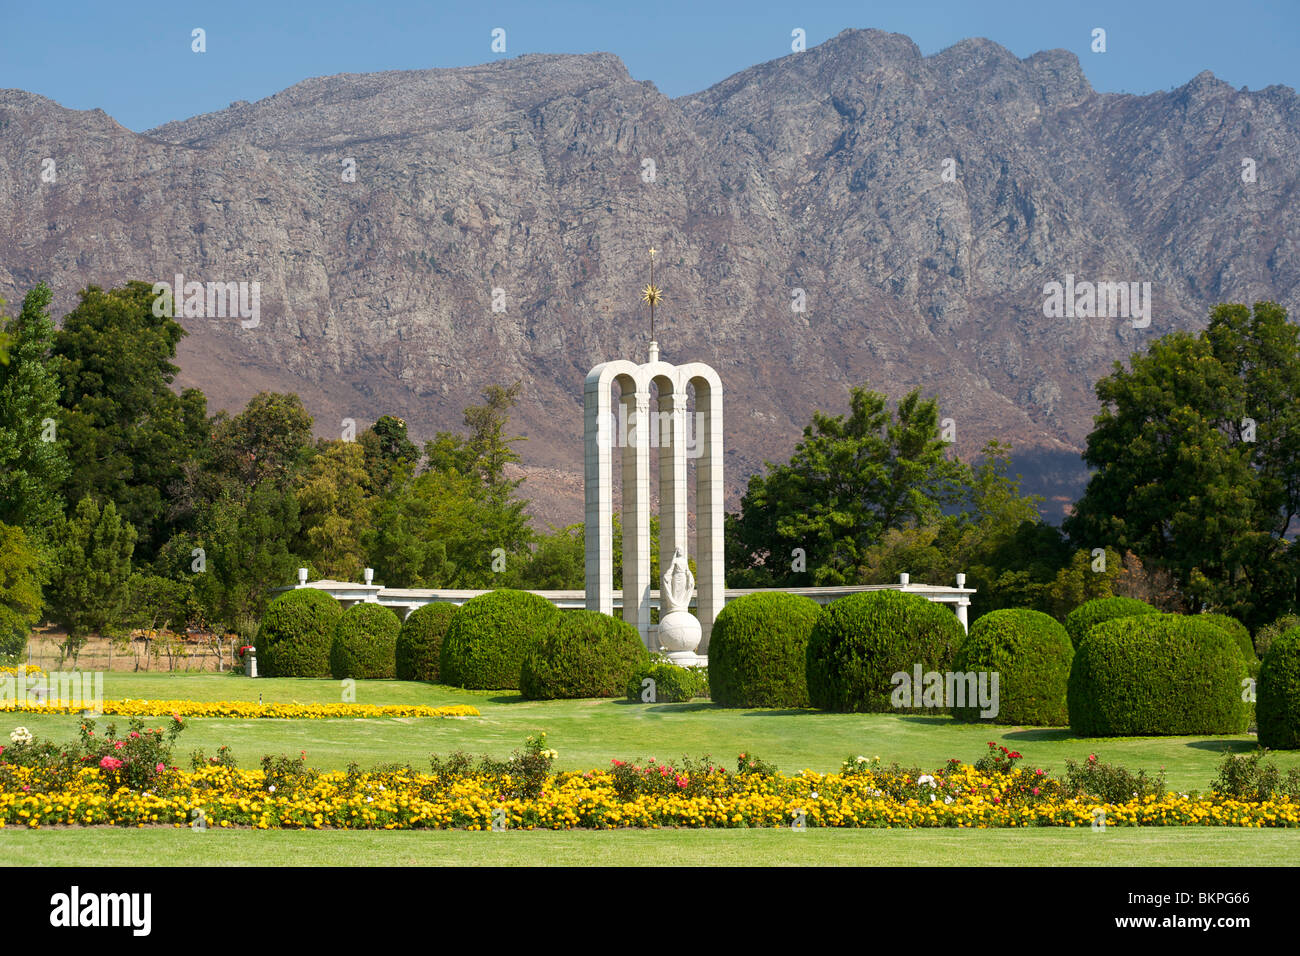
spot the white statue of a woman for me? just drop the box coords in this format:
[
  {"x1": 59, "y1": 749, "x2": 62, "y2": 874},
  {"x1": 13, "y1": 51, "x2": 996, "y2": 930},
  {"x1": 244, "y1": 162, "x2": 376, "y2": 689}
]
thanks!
[{"x1": 663, "y1": 547, "x2": 695, "y2": 613}]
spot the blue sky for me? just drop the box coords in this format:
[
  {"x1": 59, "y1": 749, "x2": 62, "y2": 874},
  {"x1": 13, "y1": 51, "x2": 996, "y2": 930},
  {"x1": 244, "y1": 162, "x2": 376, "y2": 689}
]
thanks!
[{"x1": 4, "y1": 0, "x2": 1298, "y2": 131}]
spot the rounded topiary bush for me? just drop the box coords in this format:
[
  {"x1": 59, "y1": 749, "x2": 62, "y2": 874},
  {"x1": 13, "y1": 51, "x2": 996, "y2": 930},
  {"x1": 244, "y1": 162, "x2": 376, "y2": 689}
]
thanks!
[
  {"x1": 1068, "y1": 614, "x2": 1249, "y2": 736},
  {"x1": 1063, "y1": 596, "x2": 1160, "y2": 648},
  {"x1": 256, "y1": 588, "x2": 342, "y2": 678},
  {"x1": 625, "y1": 658, "x2": 708, "y2": 703},
  {"x1": 1257, "y1": 626, "x2": 1300, "y2": 749},
  {"x1": 395, "y1": 602, "x2": 458, "y2": 681},
  {"x1": 330, "y1": 602, "x2": 401, "y2": 679},
  {"x1": 805, "y1": 590, "x2": 962, "y2": 713},
  {"x1": 708, "y1": 592, "x2": 821, "y2": 708},
  {"x1": 951, "y1": 609, "x2": 1073, "y2": 726},
  {"x1": 519, "y1": 610, "x2": 649, "y2": 700},
  {"x1": 1199, "y1": 613, "x2": 1255, "y2": 663},
  {"x1": 439, "y1": 588, "x2": 560, "y2": 689}
]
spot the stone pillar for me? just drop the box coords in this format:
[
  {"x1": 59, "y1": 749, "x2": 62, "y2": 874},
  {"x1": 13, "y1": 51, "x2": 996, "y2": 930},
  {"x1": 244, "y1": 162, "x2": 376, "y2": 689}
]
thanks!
[
  {"x1": 694, "y1": 378, "x2": 725, "y2": 654},
  {"x1": 658, "y1": 390, "x2": 689, "y2": 636},
  {"x1": 584, "y1": 373, "x2": 614, "y2": 616},
  {"x1": 622, "y1": 388, "x2": 653, "y2": 641}
]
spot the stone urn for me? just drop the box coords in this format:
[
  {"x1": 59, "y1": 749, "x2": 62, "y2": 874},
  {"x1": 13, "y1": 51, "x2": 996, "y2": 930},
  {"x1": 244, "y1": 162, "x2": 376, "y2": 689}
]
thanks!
[{"x1": 658, "y1": 547, "x2": 702, "y2": 664}]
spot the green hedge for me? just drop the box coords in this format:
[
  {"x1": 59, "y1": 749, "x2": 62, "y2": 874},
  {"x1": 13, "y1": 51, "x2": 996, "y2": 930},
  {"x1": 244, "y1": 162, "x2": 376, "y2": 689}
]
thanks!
[
  {"x1": 625, "y1": 658, "x2": 708, "y2": 703},
  {"x1": 1063, "y1": 596, "x2": 1160, "y2": 648},
  {"x1": 1258, "y1": 627, "x2": 1300, "y2": 749},
  {"x1": 519, "y1": 610, "x2": 648, "y2": 700},
  {"x1": 1198, "y1": 613, "x2": 1255, "y2": 662},
  {"x1": 256, "y1": 589, "x2": 342, "y2": 678},
  {"x1": 1067, "y1": 614, "x2": 1249, "y2": 736},
  {"x1": 395, "y1": 603, "x2": 458, "y2": 681},
  {"x1": 951, "y1": 608, "x2": 1073, "y2": 726},
  {"x1": 708, "y1": 592, "x2": 821, "y2": 708},
  {"x1": 805, "y1": 590, "x2": 961, "y2": 713},
  {"x1": 330, "y1": 603, "x2": 401, "y2": 679},
  {"x1": 439, "y1": 589, "x2": 560, "y2": 689}
]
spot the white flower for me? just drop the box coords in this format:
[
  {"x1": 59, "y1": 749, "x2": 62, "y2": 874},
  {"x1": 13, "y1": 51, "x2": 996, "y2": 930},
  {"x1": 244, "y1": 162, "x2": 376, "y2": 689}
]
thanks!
[
  {"x1": 918, "y1": 774, "x2": 937, "y2": 788},
  {"x1": 810, "y1": 791, "x2": 818, "y2": 800},
  {"x1": 10, "y1": 727, "x2": 33, "y2": 745},
  {"x1": 944, "y1": 795, "x2": 953, "y2": 805},
  {"x1": 855, "y1": 755, "x2": 868, "y2": 763},
  {"x1": 268, "y1": 785, "x2": 276, "y2": 792}
]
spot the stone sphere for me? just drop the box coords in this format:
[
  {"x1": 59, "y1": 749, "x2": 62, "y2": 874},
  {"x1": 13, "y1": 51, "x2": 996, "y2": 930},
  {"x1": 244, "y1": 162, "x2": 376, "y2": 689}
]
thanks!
[{"x1": 658, "y1": 609, "x2": 702, "y2": 653}]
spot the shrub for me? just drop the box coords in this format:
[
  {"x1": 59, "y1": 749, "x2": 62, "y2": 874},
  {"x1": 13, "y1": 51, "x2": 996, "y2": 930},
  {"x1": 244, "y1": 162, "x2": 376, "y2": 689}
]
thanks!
[
  {"x1": 805, "y1": 590, "x2": 961, "y2": 713},
  {"x1": 1255, "y1": 614, "x2": 1299, "y2": 659},
  {"x1": 329, "y1": 603, "x2": 401, "y2": 679},
  {"x1": 1212, "y1": 749, "x2": 1300, "y2": 800},
  {"x1": 708, "y1": 592, "x2": 821, "y2": 708},
  {"x1": 260, "y1": 751, "x2": 318, "y2": 797},
  {"x1": 1068, "y1": 614, "x2": 1249, "y2": 736},
  {"x1": 395, "y1": 603, "x2": 458, "y2": 681},
  {"x1": 626, "y1": 657, "x2": 708, "y2": 702},
  {"x1": 1063, "y1": 596, "x2": 1159, "y2": 648},
  {"x1": 1061, "y1": 753, "x2": 1167, "y2": 803},
  {"x1": 439, "y1": 589, "x2": 559, "y2": 689},
  {"x1": 1257, "y1": 626, "x2": 1300, "y2": 749},
  {"x1": 951, "y1": 608, "x2": 1073, "y2": 726},
  {"x1": 519, "y1": 610, "x2": 648, "y2": 700},
  {"x1": 428, "y1": 734, "x2": 557, "y2": 800},
  {"x1": 256, "y1": 589, "x2": 342, "y2": 678},
  {"x1": 78, "y1": 716, "x2": 185, "y2": 793},
  {"x1": 1198, "y1": 613, "x2": 1255, "y2": 662}
]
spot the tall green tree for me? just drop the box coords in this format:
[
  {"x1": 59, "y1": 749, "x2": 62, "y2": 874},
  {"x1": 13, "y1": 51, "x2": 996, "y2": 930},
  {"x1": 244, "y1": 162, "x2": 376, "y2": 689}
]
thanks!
[
  {"x1": 1065, "y1": 301, "x2": 1300, "y2": 626},
  {"x1": 189, "y1": 483, "x2": 301, "y2": 639},
  {"x1": 53, "y1": 282, "x2": 207, "y2": 559},
  {"x1": 0, "y1": 522, "x2": 45, "y2": 662},
  {"x1": 0, "y1": 283, "x2": 69, "y2": 539},
  {"x1": 295, "y1": 439, "x2": 370, "y2": 579},
  {"x1": 209, "y1": 391, "x2": 314, "y2": 490},
  {"x1": 45, "y1": 497, "x2": 137, "y2": 650},
  {"x1": 728, "y1": 384, "x2": 968, "y2": 586},
  {"x1": 359, "y1": 414, "x2": 419, "y2": 497}
]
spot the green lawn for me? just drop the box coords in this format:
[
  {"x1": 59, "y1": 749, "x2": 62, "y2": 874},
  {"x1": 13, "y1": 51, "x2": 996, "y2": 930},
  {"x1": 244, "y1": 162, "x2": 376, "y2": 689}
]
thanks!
[
  {"x1": 6, "y1": 673, "x2": 1291, "y2": 792},
  {"x1": 3, "y1": 826, "x2": 1297, "y2": 866}
]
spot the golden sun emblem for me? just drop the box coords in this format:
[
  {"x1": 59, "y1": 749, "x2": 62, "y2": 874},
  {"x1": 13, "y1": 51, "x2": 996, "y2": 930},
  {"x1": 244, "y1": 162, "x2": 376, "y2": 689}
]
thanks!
[{"x1": 642, "y1": 246, "x2": 662, "y2": 309}]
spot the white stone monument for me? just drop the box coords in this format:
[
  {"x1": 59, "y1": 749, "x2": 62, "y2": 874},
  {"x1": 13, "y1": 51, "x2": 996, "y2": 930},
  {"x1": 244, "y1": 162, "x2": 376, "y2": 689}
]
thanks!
[{"x1": 584, "y1": 250, "x2": 723, "y2": 660}]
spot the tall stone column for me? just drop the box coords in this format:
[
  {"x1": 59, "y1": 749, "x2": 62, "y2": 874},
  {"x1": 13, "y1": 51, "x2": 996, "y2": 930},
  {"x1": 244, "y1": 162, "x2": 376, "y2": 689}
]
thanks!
[
  {"x1": 584, "y1": 373, "x2": 614, "y2": 617},
  {"x1": 658, "y1": 391, "x2": 689, "y2": 626},
  {"x1": 694, "y1": 379, "x2": 725, "y2": 654},
  {"x1": 622, "y1": 388, "x2": 653, "y2": 641}
]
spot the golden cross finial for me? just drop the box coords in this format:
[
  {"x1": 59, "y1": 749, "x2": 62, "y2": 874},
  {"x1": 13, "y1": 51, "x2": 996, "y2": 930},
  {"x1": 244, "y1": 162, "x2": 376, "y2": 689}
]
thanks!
[{"x1": 641, "y1": 247, "x2": 662, "y2": 341}]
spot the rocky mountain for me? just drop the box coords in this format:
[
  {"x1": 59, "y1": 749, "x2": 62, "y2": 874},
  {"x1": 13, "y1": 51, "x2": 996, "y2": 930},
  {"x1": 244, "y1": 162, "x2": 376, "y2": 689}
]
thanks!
[{"x1": 3, "y1": 28, "x2": 1298, "y2": 526}]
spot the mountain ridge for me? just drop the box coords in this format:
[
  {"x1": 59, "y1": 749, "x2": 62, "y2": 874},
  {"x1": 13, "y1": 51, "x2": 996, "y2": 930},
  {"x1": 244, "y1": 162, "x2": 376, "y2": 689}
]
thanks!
[{"x1": 3, "y1": 27, "x2": 1297, "y2": 526}]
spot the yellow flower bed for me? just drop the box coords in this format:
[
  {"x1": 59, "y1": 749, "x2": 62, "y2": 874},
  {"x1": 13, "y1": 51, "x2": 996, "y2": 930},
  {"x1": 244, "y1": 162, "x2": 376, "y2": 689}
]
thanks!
[
  {"x1": 0, "y1": 699, "x2": 479, "y2": 720},
  {"x1": 1, "y1": 763, "x2": 1295, "y2": 831},
  {"x1": 0, "y1": 665, "x2": 45, "y2": 677}
]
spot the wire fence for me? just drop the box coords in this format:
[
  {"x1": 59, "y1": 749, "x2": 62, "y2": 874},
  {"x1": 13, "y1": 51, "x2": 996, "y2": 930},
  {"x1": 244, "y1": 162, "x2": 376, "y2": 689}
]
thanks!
[{"x1": 24, "y1": 631, "x2": 245, "y2": 673}]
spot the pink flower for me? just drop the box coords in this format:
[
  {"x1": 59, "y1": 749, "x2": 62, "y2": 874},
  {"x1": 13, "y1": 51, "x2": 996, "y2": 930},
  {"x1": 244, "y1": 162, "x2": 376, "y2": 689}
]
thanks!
[
  {"x1": 156, "y1": 763, "x2": 165, "y2": 773},
  {"x1": 129, "y1": 732, "x2": 140, "y2": 739},
  {"x1": 1032, "y1": 787, "x2": 1041, "y2": 796},
  {"x1": 114, "y1": 741, "x2": 125, "y2": 749},
  {"x1": 99, "y1": 756, "x2": 123, "y2": 770}
]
